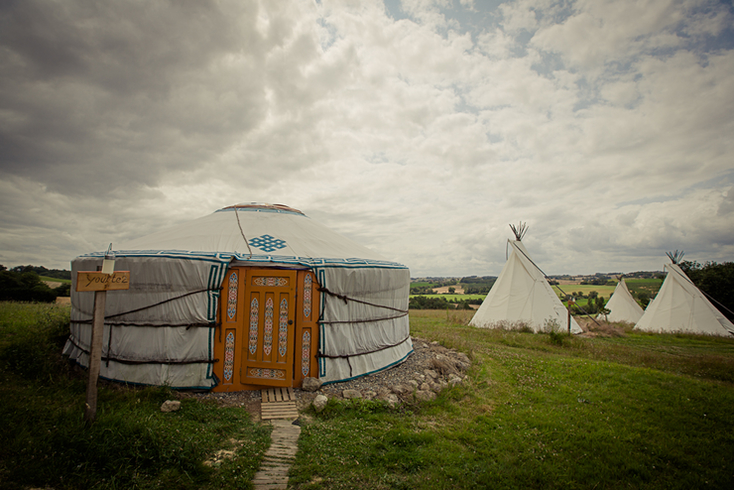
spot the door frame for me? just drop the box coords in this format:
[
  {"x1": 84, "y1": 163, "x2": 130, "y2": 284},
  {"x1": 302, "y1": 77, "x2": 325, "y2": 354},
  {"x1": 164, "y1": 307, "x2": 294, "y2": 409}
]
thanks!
[{"x1": 212, "y1": 266, "x2": 320, "y2": 392}]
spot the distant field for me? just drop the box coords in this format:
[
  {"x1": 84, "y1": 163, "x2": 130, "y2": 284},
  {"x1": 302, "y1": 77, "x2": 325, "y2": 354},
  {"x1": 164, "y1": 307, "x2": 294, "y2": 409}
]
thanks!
[
  {"x1": 409, "y1": 293, "x2": 486, "y2": 301},
  {"x1": 39, "y1": 276, "x2": 71, "y2": 284},
  {"x1": 410, "y1": 281, "x2": 437, "y2": 288},
  {"x1": 625, "y1": 278, "x2": 663, "y2": 296},
  {"x1": 552, "y1": 284, "x2": 615, "y2": 299}
]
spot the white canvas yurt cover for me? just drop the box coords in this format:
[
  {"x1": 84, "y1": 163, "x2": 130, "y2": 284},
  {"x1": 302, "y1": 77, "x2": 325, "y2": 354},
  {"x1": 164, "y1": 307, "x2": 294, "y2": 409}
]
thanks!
[
  {"x1": 634, "y1": 261, "x2": 734, "y2": 336},
  {"x1": 63, "y1": 203, "x2": 412, "y2": 390},
  {"x1": 597, "y1": 278, "x2": 644, "y2": 324},
  {"x1": 469, "y1": 234, "x2": 582, "y2": 334}
]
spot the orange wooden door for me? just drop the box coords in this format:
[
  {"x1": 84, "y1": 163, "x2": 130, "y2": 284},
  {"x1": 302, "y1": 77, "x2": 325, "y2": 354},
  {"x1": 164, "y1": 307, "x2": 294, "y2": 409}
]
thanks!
[
  {"x1": 294, "y1": 270, "x2": 320, "y2": 386},
  {"x1": 213, "y1": 268, "x2": 245, "y2": 392},
  {"x1": 239, "y1": 269, "x2": 296, "y2": 387}
]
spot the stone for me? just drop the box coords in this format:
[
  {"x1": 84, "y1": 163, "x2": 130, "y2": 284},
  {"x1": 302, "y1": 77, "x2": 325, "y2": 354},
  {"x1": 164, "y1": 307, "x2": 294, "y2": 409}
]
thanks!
[
  {"x1": 301, "y1": 377, "x2": 323, "y2": 392},
  {"x1": 407, "y1": 379, "x2": 419, "y2": 389},
  {"x1": 312, "y1": 394, "x2": 328, "y2": 412},
  {"x1": 419, "y1": 382, "x2": 431, "y2": 391},
  {"x1": 385, "y1": 394, "x2": 400, "y2": 408},
  {"x1": 343, "y1": 389, "x2": 362, "y2": 399},
  {"x1": 424, "y1": 369, "x2": 439, "y2": 380},
  {"x1": 448, "y1": 373, "x2": 463, "y2": 386},
  {"x1": 415, "y1": 390, "x2": 437, "y2": 401},
  {"x1": 364, "y1": 390, "x2": 377, "y2": 400},
  {"x1": 392, "y1": 384, "x2": 413, "y2": 395},
  {"x1": 160, "y1": 400, "x2": 181, "y2": 413}
]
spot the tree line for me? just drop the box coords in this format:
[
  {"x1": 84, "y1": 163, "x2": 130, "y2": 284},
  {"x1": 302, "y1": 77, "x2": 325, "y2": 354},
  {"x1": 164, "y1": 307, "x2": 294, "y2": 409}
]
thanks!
[{"x1": 0, "y1": 265, "x2": 70, "y2": 302}]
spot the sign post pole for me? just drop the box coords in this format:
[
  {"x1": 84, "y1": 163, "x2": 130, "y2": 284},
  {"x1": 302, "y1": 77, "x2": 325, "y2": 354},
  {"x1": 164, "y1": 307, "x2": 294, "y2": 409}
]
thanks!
[
  {"x1": 78, "y1": 246, "x2": 129, "y2": 423},
  {"x1": 85, "y1": 288, "x2": 107, "y2": 423}
]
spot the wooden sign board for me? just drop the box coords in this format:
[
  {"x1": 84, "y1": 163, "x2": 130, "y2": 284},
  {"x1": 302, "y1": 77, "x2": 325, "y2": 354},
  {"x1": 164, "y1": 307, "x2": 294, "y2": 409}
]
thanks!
[{"x1": 76, "y1": 271, "x2": 130, "y2": 292}]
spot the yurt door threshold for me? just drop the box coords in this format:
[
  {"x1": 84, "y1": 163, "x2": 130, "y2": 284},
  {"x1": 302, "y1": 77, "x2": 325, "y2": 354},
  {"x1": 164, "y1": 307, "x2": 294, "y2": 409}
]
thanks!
[{"x1": 212, "y1": 267, "x2": 319, "y2": 392}]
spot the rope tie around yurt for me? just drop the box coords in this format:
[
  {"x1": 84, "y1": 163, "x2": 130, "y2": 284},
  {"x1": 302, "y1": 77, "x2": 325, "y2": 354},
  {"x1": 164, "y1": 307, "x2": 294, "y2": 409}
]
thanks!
[{"x1": 317, "y1": 286, "x2": 408, "y2": 313}]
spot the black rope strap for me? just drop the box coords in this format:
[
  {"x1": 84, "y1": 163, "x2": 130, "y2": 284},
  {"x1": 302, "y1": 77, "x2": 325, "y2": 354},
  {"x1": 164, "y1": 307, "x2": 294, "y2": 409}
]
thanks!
[
  {"x1": 65, "y1": 336, "x2": 216, "y2": 365},
  {"x1": 74, "y1": 288, "x2": 215, "y2": 321},
  {"x1": 71, "y1": 320, "x2": 215, "y2": 328},
  {"x1": 320, "y1": 312, "x2": 408, "y2": 325},
  {"x1": 317, "y1": 286, "x2": 409, "y2": 314},
  {"x1": 317, "y1": 333, "x2": 411, "y2": 359}
]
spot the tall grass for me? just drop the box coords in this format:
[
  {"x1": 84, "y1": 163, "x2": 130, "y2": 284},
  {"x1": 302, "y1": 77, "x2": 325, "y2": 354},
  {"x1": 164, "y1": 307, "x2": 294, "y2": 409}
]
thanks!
[
  {"x1": 289, "y1": 310, "x2": 734, "y2": 489},
  {"x1": 0, "y1": 302, "x2": 270, "y2": 490}
]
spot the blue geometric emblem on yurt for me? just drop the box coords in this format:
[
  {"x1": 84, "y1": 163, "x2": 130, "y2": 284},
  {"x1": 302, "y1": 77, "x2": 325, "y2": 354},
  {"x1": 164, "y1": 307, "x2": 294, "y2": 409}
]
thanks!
[{"x1": 249, "y1": 234, "x2": 287, "y2": 253}]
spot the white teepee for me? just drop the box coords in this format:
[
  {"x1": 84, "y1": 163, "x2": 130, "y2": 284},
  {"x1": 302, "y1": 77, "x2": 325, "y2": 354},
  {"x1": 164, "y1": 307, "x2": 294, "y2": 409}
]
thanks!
[
  {"x1": 597, "y1": 278, "x2": 644, "y2": 324},
  {"x1": 470, "y1": 225, "x2": 582, "y2": 334},
  {"x1": 635, "y1": 257, "x2": 734, "y2": 337}
]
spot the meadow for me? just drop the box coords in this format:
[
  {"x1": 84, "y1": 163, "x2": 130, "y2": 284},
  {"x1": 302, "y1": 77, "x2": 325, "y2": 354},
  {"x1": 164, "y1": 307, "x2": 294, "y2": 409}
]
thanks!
[{"x1": 2, "y1": 303, "x2": 733, "y2": 489}]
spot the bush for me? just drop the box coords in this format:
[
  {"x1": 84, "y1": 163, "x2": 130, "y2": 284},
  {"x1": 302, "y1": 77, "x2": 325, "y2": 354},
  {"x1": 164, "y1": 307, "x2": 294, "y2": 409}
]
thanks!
[{"x1": 0, "y1": 268, "x2": 58, "y2": 302}]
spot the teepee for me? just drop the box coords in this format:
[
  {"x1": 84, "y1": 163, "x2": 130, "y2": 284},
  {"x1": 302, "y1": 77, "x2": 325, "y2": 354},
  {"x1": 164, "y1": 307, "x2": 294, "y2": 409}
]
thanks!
[
  {"x1": 64, "y1": 203, "x2": 412, "y2": 391},
  {"x1": 635, "y1": 252, "x2": 734, "y2": 336},
  {"x1": 470, "y1": 223, "x2": 582, "y2": 334},
  {"x1": 597, "y1": 277, "x2": 644, "y2": 323}
]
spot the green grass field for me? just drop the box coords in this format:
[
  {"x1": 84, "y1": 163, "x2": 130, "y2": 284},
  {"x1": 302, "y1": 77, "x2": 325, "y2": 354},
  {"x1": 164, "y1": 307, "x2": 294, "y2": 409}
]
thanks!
[
  {"x1": 290, "y1": 310, "x2": 734, "y2": 488},
  {"x1": 409, "y1": 293, "x2": 486, "y2": 301},
  {"x1": 3, "y1": 303, "x2": 734, "y2": 489},
  {"x1": 552, "y1": 284, "x2": 616, "y2": 299}
]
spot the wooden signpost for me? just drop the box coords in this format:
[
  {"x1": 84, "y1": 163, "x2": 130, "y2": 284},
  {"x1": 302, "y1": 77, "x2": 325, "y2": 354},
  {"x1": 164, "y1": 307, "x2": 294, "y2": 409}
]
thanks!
[{"x1": 77, "y1": 259, "x2": 129, "y2": 423}]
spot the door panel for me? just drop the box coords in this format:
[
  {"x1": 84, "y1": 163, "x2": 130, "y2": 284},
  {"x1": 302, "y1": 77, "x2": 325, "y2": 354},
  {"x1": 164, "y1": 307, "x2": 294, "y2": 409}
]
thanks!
[
  {"x1": 213, "y1": 269, "x2": 244, "y2": 392},
  {"x1": 294, "y1": 270, "x2": 320, "y2": 387},
  {"x1": 240, "y1": 270, "x2": 296, "y2": 387}
]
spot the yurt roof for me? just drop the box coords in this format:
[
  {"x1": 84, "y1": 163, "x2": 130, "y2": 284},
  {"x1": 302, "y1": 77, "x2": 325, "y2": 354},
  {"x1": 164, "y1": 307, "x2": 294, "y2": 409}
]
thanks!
[{"x1": 110, "y1": 203, "x2": 401, "y2": 268}]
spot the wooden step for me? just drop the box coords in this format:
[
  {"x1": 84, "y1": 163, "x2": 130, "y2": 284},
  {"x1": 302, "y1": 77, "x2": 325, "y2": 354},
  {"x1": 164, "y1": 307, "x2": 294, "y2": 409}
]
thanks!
[{"x1": 261, "y1": 388, "x2": 298, "y2": 420}]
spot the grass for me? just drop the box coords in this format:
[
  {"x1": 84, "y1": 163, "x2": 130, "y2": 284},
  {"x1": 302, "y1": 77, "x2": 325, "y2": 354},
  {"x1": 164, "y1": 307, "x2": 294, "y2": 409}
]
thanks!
[
  {"x1": 289, "y1": 310, "x2": 734, "y2": 489},
  {"x1": 0, "y1": 301, "x2": 270, "y2": 490},
  {"x1": 39, "y1": 275, "x2": 72, "y2": 284},
  {"x1": 409, "y1": 293, "x2": 486, "y2": 301},
  {"x1": 3, "y1": 303, "x2": 734, "y2": 489},
  {"x1": 552, "y1": 284, "x2": 616, "y2": 299}
]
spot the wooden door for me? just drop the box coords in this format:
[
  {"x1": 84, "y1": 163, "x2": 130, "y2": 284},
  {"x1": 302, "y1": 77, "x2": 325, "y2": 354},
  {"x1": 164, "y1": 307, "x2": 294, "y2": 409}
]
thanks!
[
  {"x1": 239, "y1": 269, "x2": 296, "y2": 387},
  {"x1": 213, "y1": 267, "x2": 319, "y2": 391}
]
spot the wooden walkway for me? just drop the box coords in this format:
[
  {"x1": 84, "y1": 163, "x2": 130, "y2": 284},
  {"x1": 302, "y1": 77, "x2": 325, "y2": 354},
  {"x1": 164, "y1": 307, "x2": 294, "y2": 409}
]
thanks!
[
  {"x1": 252, "y1": 389, "x2": 301, "y2": 490},
  {"x1": 260, "y1": 387, "x2": 298, "y2": 420}
]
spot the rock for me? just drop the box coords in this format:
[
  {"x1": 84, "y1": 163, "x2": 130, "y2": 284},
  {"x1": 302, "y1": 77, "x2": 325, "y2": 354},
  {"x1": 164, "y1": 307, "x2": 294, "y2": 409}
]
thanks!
[
  {"x1": 424, "y1": 369, "x2": 439, "y2": 380},
  {"x1": 343, "y1": 389, "x2": 362, "y2": 399},
  {"x1": 312, "y1": 394, "x2": 328, "y2": 412},
  {"x1": 364, "y1": 390, "x2": 377, "y2": 400},
  {"x1": 392, "y1": 384, "x2": 413, "y2": 395},
  {"x1": 384, "y1": 394, "x2": 400, "y2": 408},
  {"x1": 302, "y1": 377, "x2": 323, "y2": 392},
  {"x1": 160, "y1": 400, "x2": 181, "y2": 413},
  {"x1": 448, "y1": 373, "x2": 463, "y2": 386},
  {"x1": 407, "y1": 379, "x2": 419, "y2": 389},
  {"x1": 415, "y1": 390, "x2": 437, "y2": 401},
  {"x1": 419, "y1": 382, "x2": 431, "y2": 391}
]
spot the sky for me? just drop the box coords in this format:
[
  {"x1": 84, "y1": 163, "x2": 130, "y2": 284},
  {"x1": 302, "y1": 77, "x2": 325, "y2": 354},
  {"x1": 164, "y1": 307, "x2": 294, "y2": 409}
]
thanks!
[{"x1": 1, "y1": 0, "x2": 733, "y2": 277}]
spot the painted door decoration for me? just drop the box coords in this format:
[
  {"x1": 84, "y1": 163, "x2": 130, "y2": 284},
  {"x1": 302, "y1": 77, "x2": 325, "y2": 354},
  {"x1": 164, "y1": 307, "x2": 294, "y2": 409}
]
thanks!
[
  {"x1": 240, "y1": 270, "x2": 296, "y2": 387},
  {"x1": 213, "y1": 268, "x2": 319, "y2": 391}
]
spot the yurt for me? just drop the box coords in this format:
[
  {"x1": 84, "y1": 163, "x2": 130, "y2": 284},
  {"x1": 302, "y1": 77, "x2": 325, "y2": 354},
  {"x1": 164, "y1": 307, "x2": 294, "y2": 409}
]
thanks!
[
  {"x1": 635, "y1": 253, "x2": 734, "y2": 336},
  {"x1": 63, "y1": 203, "x2": 412, "y2": 391},
  {"x1": 469, "y1": 223, "x2": 582, "y2": 334},
  {"x1": 597, "y1": 278, "x2": 644, "y2": 323}
]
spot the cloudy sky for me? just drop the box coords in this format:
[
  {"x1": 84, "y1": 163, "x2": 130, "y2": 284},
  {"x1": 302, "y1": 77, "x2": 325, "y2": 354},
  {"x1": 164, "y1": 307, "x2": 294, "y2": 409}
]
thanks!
[{"x1": 1, "y1": 0, "x2": 733, "y2": 277}]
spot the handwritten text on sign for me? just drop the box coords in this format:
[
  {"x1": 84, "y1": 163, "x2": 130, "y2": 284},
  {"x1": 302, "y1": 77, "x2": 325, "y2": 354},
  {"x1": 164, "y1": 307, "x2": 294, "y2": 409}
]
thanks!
[{"x1": 76, "y1": 271, "x2": 131, "y2": 292}]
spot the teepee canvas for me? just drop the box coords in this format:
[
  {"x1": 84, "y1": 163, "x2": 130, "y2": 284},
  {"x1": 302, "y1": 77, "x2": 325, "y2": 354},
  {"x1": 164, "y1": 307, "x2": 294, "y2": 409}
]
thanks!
[
  {"x1": 470, "y1": 224, "x2": 582, "y2": 334},
  {"x1": 598, "y1": 278, "x2": 644, "y2": 324},
  {"x1": 634, "y1": 256, "x2": 734, "y2": 337},
  {"x1": 63, "y1": 203, "x2": 412, "y2": 391}
]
